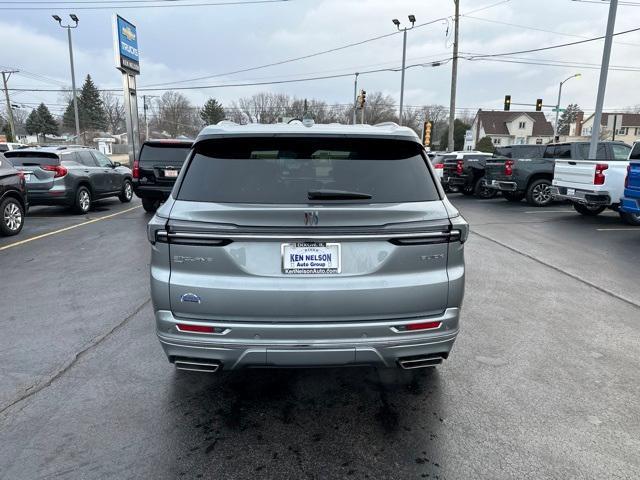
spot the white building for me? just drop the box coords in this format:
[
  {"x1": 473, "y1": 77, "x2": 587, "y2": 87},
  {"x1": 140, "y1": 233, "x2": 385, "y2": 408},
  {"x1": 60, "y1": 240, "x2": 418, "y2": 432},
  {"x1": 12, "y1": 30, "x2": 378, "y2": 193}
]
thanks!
[{"x1": 464, "y1": 110, "x2": 555, "y2": 150}]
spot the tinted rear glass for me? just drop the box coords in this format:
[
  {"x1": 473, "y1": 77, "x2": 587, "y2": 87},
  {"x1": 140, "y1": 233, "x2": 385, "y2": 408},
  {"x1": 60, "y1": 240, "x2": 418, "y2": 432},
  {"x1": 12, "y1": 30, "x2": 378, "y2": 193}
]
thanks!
[
  {"x1": 630, "y1": 143, "x2": 640, "y2": 160},
  {"x1": 177, "y1": 137, "x2": 439, "y2": 204},
  {"x1": 509, "y1": 145, "x2": 544, "y2": 158},
  {"x1": 139, "y1": 144, "x2": 191, "y2": 165},
  {"x1": 4, "y1": 151, "x2": 60, "y2": 166},
  {"x1": 576, "y1": 143, "x2": 607, "y2": 160},
  {"x1": 495, "y1": 147, "x2": 512, "y2": 158}
]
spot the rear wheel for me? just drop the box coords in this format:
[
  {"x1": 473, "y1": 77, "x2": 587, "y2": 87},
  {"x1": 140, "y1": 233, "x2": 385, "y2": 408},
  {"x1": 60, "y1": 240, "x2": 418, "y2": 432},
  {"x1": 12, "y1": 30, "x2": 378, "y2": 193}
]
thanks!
[
  {"x1": 461, "y1": 183, "x2": 475, "y2": 196},
  {"x1": 0, "y1": 197, "x2": 24, "y2": 236},
  {"x1": 473, "y1": 177, "x2": 497, "y2": 199},
  {"x1": 119, "y1": 179, "x2": 133, "y2": 203},
  {"x1": 502, "y1": 191, "x2": 525, "y2": 202},
  {"x1": 619, "y1": 211, "x2": 640, "y2": 225},
  {"x1": 526, "y1": 179, "x2": 553, "y2": 207},
  {"x1": 573, "y1": 203, "x2": 606, "y2": 216},
  {"x1": 73, "y1": 186, "x2": 92, "y2": 214},
  {"x1": 142, "y1": 197, "x2": 160, "y2": 213}
]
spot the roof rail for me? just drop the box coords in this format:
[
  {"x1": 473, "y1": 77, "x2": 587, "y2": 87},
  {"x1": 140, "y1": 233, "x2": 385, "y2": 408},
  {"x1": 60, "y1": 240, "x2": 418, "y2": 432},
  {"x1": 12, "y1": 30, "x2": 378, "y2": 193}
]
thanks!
[
  {"x1": 216, "y1": 120, "x2": 238, "y2": 127},
  {"x1": 373, "y1": 122, "x2": 399, "y2": 129}
]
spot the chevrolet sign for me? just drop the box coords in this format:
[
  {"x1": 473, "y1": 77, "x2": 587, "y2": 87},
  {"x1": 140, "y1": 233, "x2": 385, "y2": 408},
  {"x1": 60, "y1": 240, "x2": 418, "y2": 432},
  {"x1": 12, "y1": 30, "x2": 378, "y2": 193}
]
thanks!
[{"x1": 113, "y1": 15, "x2": 140, "y2": 74}]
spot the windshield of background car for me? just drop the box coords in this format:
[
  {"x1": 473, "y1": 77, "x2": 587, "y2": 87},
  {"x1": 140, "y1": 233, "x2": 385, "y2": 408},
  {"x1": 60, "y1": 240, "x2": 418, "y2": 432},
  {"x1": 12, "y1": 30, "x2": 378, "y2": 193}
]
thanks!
[
  {"x1": 177, "y1": 137, "x2": 439, "y2": 204},
  {"x1": 576, "y1": 143, "x2": 608, "y2": 160},
  {"x1": 3, "y1": 151, "x2": 60, "y2": 166},
  {"x1": 139, "y1": 144, "x2": 192, "y2": 165},
  {"x1": 510, "y1": 146, "x2": 545, "y2": 158}
]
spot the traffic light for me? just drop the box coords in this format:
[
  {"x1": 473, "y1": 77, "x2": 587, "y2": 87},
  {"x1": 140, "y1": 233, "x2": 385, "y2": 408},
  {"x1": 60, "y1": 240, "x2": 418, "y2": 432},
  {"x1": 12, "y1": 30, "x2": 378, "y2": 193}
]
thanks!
[
  {"x1": 423, "y1": 121, "x2": 432, "y2": 146},
  {"x1": 504, "y1": 95, "x2": 511, "y2": 111},
  {"x1": 535, "y1": 98, "x2": 543, "y2": 111},
  {"x1": 358, "y1": 89, "x2": 367, "y2": 108}
]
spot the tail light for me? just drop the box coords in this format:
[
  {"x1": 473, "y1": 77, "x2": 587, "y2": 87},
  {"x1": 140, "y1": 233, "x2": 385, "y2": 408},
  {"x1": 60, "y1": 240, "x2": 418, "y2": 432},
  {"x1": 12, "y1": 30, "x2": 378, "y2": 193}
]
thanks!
[
  {"x1": 625, "y1": 164, "x2": 630, "y2": 188},
  {"x1": 176, "y1": 324, "x2": 226, "y2": 334},
  {"x1": 42, "y1": 164, "x2": 68, "y2": 178},
  {"x1": 504, "y1": 160, "x2": 514, "y2": 176},
  {"x1": 594, "y1": 163, "x2": 608, "y2": 185},
  {"x1": 394, "y1": 321, "x2": 442, "y2": 332},
  {"x1": 456, "y1": 160, "x2": 463, "y2": 175},
  {"x1": 132, "y1": 159, "x2": 140, "y2": 179},
  {"x1": 434, "y1": 163, "x2": 444, "y2": 170}
]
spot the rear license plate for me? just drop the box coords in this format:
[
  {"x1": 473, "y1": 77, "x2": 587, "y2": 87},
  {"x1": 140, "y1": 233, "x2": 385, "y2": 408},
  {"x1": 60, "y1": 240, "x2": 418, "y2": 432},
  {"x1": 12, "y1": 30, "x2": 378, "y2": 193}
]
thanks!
[
  {"x1": 281, "y1": 242, "x2": 341, "y2": 274},
  {"x1": 164, "y1": 169, "x2": 178, "y2": 178},
  {"x1": 567, "y1": 188, "x2": 575, "y2": 196}
]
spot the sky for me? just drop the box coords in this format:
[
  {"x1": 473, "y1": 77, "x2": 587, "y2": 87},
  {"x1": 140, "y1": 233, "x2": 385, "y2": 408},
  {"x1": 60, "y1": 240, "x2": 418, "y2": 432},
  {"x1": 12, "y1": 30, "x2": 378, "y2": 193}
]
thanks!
[{"x1": 2, "y1": 0, "x2": 640, "y2": 121}]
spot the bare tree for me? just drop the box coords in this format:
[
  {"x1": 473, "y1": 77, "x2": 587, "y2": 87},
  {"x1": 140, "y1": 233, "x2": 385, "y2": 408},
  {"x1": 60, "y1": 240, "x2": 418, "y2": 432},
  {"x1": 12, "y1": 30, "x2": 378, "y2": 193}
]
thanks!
[
  {"x1": 362, "y1": 91, "x2": 397, "y2": 125},
  {"x1": 152, "y1": 91, "x2": 199, "y2": 137},
  {"x1": 101, "y1": 91, "x2": 125, "y2": 134}
]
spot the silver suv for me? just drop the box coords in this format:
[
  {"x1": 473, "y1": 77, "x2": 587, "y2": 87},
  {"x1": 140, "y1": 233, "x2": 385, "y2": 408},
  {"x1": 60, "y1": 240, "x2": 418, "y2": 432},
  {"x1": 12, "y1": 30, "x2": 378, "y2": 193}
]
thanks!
[{"x1": 148, "y1": 122, "x2": 467, "y2": 373}]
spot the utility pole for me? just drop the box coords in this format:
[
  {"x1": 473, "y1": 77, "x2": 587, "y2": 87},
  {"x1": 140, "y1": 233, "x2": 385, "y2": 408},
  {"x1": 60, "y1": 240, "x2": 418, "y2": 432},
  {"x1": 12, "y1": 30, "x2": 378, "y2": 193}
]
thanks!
[
  {"x1": 352, "y1": 72, "x2": 359, "y2": 125},
  {"x1": 1, "y1": 70, "x2": 18, "y2": 142},
  {"x1": 589, "y1": 0, "x2": 618, "y2": 159},
  {"x1": 142, "y1": 95, "x2": 155, "y2": 141},
  {"x1": 447, "y1": 0, "x2": 460, "y2": 152},
  {"x1": 53, "y1": 14, "x2": 81, "y2": 144}
]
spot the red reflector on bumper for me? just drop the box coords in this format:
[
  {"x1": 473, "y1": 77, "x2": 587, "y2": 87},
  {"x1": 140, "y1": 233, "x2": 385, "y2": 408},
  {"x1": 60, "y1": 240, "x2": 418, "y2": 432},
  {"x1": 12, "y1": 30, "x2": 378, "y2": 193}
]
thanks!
[
  {"x1": 177, "y1": 324, "x2": 217, "y2": 334},
  {"x1": 404, "y1": 321, "x2": 442, "y2": 331}
]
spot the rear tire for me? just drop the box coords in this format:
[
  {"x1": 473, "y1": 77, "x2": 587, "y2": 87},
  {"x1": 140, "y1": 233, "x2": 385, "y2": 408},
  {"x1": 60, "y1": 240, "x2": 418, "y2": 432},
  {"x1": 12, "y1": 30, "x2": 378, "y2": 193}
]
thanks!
[
  {"x1": 573, "y1": 203, "x2": 606, "y2": 216},
  {"x1": 526, "y1": 179, "x2": 553, "y2": 207},
  {"x1": 502, "y1": 191, "x2": 525, "y2": 202},
  {"x1": 461, "y1": 184, "x2": 475, "y2": 196},
  {"x1": 119, "y1": 179, "x2": 133, "y2": 203},
  {"x1": 73, "y1": 186, "x2": 92, "y2": 214},
  {"x1": 0, "y1": 197, "x2": 24, "y2": 236},
  {"x1": 473, "y1": 177, "x2": 497, "y2": 199},
  {"x1": 142, "y1": 197, "x2": 159, "y2": 213},
  {"x1": 619, "y1": 211, "x2": 640, "y2": 225}
]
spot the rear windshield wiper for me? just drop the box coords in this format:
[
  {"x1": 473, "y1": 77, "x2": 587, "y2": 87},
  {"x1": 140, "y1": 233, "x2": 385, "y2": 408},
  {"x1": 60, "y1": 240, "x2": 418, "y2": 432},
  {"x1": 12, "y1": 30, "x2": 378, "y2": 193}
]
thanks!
[{"x1": 308, "y1": 189, "x2": 372, "y2": 200}]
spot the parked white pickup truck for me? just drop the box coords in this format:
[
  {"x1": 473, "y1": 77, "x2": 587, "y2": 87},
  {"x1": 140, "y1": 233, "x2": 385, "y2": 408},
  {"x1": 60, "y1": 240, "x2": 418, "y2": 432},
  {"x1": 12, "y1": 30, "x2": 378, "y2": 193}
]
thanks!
[{"x1": 551, "y1": 145, "x2": 640, "y2": 225}]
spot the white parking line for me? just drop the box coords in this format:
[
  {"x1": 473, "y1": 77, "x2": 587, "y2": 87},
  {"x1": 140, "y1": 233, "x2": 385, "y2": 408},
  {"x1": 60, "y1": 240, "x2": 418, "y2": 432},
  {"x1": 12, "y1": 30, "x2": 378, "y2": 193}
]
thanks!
[
  {"x1": 0, "y1": 205, "x2": 142, "y2": 252},
  {"x1": 596, "y1": 228, "x2": 640, "y2": 231},
  {"x1": 523, "y1": 210, "x2": 574, "y2": 214}
]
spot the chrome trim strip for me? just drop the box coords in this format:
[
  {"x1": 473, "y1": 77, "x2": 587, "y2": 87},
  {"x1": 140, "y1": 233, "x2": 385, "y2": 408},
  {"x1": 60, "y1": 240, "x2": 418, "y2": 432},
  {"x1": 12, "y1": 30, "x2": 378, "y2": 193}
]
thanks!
[{"x1": 157, "y1": 230, "x2": 461, "y2": 241}]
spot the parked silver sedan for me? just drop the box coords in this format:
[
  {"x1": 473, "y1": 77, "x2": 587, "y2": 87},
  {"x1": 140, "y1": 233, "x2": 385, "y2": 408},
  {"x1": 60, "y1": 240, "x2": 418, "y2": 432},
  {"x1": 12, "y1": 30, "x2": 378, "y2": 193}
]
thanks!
[{"x1": 148, "y1": 122, "x2": 467, "y2": 373}]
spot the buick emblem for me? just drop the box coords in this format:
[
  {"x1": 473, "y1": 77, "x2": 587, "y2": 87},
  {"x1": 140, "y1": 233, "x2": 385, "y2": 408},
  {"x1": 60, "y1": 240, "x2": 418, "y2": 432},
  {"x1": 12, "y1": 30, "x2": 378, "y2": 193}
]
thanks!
[{"x1": 304, "y1": 211, "x2": 319, "y2": 226}]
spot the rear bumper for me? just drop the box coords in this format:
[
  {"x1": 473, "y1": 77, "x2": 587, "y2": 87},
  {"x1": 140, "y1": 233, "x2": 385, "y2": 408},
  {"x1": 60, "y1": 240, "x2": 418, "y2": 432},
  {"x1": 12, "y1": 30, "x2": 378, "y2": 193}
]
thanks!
[
  {"x1": 155, "y1": 308, "x2": 460, "y2": 370},
  {"x1": 443, "y1": 176, "x2": 467, "y2": 187},
  {"x1": 620, "y1": 196, "x2": 640, "y2": 214},
  {"x1": 26, "y1": 189, "x2": 74, "y2": 206},
  {"x1": 550, "y1": 186, "x2": 611, "y2": 205},
  {"x1": 133, "y1": 183, "x2": 173, "y2": 200},
  {"x1": 486, "y1": 179, "x2": 518, "y2": 192}
]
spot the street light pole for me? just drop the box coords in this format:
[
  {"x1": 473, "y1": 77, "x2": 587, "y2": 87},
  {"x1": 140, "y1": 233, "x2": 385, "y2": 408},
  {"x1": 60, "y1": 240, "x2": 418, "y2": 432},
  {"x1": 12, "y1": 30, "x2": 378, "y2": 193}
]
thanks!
[
  {"x1": 393, "y1": 15, "x2": 415, "y2": 126},
  {"x1": 53, "y1": 14, "x2": 81, "y2": 144},
  {"x1": 554, "y1": 73, "x2": 581, "y2": 140},
  {"x1": 589, "y1": 0, "x2": 618, "y2": 159}
]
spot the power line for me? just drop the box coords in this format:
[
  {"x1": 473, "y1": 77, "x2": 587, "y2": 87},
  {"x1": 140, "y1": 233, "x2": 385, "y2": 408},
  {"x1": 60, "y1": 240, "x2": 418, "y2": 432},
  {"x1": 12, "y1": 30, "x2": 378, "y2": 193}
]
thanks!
[
  {"x1": 462, "y1": 25, "x2": 640, "y2": 59},
  {"x1": 0, "y1": 0, "x2": 291, "y2": 10}
]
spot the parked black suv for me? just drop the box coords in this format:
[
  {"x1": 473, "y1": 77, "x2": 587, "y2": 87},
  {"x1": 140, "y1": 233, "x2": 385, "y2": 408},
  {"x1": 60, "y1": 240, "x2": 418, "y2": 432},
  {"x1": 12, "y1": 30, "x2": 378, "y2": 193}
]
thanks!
[
  {"x1": 4, "y1": 147, "x2": 133, "y2": 214},
  {"x1": 0, "y1": 154, "x2": 27, "y2": 236},
  {"x1": 133, "y1": 139, "x2": 193, "y2": 212}
]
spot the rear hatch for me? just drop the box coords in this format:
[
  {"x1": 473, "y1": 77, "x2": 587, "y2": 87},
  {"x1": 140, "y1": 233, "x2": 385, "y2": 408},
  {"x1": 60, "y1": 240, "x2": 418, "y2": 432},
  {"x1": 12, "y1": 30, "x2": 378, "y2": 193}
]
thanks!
[
  {"x1": 138, "y1": 141, "x2": 192, "y2": 186},
  {"x1": 484, "y1": 156, "x2": 510, "y2": 181},
  {"x1": 163, "y1": 136, "x2": 457, "y2": 323},
  {"x1": 4, "y1": 151, "x2": 60, "y2": 191}
]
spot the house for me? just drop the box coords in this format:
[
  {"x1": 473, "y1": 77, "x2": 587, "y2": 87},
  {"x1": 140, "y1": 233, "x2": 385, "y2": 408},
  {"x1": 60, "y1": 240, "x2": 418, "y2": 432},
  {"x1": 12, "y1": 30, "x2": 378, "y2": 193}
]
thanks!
[
  {"x1": 570, "y1": 112, "x2": 640, "y2": 144},
  {"x1": 464, "y1": 110, "x2": 555, "y2": 150}
]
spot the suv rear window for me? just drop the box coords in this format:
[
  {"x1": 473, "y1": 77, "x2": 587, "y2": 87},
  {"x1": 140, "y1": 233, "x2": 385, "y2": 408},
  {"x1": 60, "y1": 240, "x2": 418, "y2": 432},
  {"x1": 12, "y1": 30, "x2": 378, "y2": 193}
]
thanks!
[
  {"x1": 177, "y1": 137, "x2": 439, "y2": 204},
  {"x1": 4, "y1": 151, "x2": 60, "y2": 166},
  {"x1": 139, "y1": 143, "x2": 191, "y2": 165}
]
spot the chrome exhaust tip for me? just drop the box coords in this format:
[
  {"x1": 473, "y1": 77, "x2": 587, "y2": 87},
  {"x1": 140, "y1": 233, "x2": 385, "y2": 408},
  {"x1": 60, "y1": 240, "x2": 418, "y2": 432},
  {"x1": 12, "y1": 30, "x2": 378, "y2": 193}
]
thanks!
[
  {"x1": 398, "y1": 355, "x2": 445, "y2": 370},
  {"x1": 174, "y1": 358, "x2": 221, "y2": 373}
]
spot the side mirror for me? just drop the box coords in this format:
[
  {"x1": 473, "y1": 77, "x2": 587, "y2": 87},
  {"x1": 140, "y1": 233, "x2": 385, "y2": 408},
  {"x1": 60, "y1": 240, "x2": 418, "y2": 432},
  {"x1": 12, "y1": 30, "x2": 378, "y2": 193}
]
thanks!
[{"x1": 113, "y1": 161, "x2": 122, "y2": 168}]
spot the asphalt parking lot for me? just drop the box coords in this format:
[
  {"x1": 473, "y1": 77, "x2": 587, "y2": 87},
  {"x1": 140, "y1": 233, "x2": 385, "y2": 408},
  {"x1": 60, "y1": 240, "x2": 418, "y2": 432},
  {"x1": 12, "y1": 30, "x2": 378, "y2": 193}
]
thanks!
[{"x1": 1, "y1": 195, "x2": 639, "y2": 479}]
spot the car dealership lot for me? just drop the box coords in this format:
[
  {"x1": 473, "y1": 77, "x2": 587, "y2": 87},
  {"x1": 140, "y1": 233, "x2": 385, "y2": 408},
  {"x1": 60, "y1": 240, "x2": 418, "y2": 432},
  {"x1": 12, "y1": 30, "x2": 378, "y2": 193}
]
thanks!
[{"x1": 1, "y1": 196, "x2": 639, "y2": 479}]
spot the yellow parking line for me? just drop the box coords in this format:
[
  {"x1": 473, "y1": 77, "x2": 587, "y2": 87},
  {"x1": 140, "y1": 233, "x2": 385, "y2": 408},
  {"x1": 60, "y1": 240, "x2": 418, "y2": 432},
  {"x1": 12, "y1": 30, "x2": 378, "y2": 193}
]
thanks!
[{"x1": 0, "y1": 205, "x2": 142, "y2": 252}]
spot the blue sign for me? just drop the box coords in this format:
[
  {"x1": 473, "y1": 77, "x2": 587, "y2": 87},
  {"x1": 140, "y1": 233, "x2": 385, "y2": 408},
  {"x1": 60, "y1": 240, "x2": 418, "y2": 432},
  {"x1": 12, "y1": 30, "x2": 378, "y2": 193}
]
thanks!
[{"x1": 114, "y1": 15, "x2": 140, "y2": 74}]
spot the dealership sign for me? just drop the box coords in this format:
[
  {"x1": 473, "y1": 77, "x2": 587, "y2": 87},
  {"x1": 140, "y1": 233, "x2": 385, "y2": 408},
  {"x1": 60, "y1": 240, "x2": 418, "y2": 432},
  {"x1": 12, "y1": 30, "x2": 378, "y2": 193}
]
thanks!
[{"x1": 113, "y1": 15, "x2": 140, "y2": 74}]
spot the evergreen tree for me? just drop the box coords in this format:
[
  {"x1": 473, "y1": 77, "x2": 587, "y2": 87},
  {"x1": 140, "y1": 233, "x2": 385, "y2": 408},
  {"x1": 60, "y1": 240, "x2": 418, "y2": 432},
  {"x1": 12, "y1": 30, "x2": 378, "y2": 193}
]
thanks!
[
  {"x1": 557, "y1": 104, "x2": 581, "y2": 136},
  {"x1": 200, "y1": 98, "x2": 225, "y2": 125},
  {"x1": 476, "y1": 136, "x2": 495, "y2": 153},
  {"x1": 439, "y1": 119, "x2": 471, "y2": 151},
  {"x1": 62, "y1": 75, "x2": 107, "y2": 132},
  {"x1": 25, "y1": 103, "x2": 59, "y2": 140}
]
